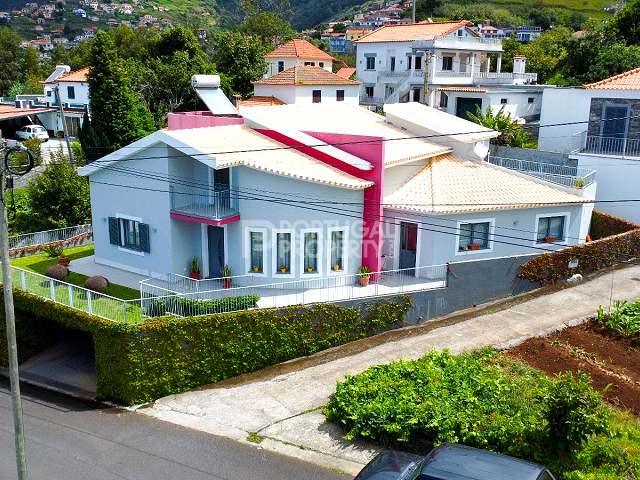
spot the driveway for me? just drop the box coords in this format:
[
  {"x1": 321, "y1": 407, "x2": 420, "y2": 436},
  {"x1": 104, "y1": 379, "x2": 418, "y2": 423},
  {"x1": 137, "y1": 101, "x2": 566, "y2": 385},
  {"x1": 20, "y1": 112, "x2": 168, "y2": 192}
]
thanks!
[
  {"x1": 41, "y1": 137, "x2": 68, "y2": 163},
  {"x1": 143, "y1": 264, "x2": 640, "y2": 475}
]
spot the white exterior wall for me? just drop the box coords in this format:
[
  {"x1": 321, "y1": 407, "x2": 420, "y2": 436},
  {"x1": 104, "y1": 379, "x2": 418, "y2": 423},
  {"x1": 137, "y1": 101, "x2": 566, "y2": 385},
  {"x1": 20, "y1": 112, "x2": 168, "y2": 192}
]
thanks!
[
  {"x1": 253, "y1": 84, "x2": 360, "y2": 105},
  {"x1": 265, "y1": 57, "x2": 333, "y2": 78},
  {"x1": 43, "y1": 81, "x2": 90, "y2": 108},
  {"x1": 538, "y1": 87, "x2": 593, "y2": 153},
  {"x1": 439, "y1": 89, "x2": 541, "y2": 121}
]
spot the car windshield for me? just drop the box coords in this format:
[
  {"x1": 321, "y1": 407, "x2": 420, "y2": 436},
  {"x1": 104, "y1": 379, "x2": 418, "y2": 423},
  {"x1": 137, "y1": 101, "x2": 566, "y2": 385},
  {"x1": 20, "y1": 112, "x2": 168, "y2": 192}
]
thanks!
[{"x1": 33, "y1": 127, "x2": 45, "y2": 132}]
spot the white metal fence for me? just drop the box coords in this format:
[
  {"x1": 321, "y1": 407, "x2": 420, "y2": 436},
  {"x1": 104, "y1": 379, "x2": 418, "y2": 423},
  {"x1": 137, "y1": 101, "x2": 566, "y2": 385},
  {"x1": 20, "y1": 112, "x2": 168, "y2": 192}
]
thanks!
[
  {"x1": 6, "y1": 264, "x2": 139, "y2": 323},
  {"x1": 139, "y1": 265, "x2": 448, "y2": 318},
  {"x1": 9, "y1": 224, "x2": 92, "y2": 250},
  {"x1": 582, "y1": 135, "x2": 640, "y2": 157},
  {"x1": 486, "y1": 156, "x2": 596, "y2": 189}
]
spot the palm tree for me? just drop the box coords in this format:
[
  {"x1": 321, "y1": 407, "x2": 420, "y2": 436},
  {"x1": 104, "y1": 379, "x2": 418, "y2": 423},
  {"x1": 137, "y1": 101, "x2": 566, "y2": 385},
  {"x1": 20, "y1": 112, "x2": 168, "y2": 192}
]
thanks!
[{"x1": 467, "y1": 105, "x2": 531, "y2": 148}]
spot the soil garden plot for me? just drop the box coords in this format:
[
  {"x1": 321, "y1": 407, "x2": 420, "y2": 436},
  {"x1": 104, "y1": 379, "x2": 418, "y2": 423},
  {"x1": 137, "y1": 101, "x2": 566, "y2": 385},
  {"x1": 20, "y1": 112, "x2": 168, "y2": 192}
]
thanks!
[{"x1": 508, "y1": 320, "x2": 640, "y2": 415}]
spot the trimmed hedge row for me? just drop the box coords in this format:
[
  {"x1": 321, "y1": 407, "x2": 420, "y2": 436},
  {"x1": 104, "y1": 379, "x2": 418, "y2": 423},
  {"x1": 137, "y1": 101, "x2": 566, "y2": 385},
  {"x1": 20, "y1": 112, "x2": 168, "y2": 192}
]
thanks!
[
  {"x1": 1, "y1": 288, "x2": 411, "y2": 404},
  {"x1": 519, "y1": 228, "x2": 640, "y2": 285},
  {"x1": 589, "y1": 210, "x2": 639, "y2": 240},
  {"x1": 143, "y1": 294, "x2": 260, "y2": 317}
]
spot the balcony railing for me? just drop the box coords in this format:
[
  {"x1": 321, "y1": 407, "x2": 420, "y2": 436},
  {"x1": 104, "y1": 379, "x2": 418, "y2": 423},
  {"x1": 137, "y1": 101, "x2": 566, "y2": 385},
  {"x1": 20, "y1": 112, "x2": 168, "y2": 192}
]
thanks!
[
  {"x1": 581, "y1": 135, "x2": 640, "y2": 158},
  {"x1": 170, "y1": 185, "x2": 238, "y2": 221},
  {"x1": 486, "y1": 156, "x2": 596, "y2": 189},
  {"x1": 475, "y1": 71, "x2": 538, "y2": 83}
]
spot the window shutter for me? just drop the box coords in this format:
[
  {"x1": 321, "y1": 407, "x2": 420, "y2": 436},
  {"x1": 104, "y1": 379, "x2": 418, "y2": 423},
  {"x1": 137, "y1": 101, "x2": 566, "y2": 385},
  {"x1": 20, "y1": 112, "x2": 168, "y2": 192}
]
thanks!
[
  {"x1": 139, "y1": 223, "x2": 150, "y2": 253},
  {"x1": 108, "y1": 217, "x2": 120, "y2": 245}
]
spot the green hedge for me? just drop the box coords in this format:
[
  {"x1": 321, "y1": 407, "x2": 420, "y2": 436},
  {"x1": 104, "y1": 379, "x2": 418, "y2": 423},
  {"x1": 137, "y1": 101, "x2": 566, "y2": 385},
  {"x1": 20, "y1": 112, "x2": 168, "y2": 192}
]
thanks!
[
  {"x1": 2, "y1": 288, "x2": 411, "y2": 404},
  {"x1": 143, "y1": 294, "x2": 260, "y2": 317},
  {"x1": 589, "y1": 210, "x2": 639, "y2": 241}
]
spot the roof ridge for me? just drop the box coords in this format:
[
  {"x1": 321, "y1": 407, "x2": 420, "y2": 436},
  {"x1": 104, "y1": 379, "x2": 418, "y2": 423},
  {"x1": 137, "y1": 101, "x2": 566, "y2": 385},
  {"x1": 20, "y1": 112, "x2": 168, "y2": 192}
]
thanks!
[{"x1": 584, "y1": 66, "x2": 640, "y2": 89}]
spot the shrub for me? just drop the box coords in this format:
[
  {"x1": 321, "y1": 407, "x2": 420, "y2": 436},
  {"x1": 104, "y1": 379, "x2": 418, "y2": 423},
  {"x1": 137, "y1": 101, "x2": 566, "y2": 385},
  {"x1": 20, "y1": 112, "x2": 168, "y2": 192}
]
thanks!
[
  {"x1": 46, "y1": 264, "x2": 69, "y2": 280},
  {"x1": 84, "y1": 275, "x2": 109, "y2": 293},
  {"x1": 43, "y1": 245, "x2": 64, "y2": 257},
  {"x1": 143, "y1": 294, "x2": 260, "y2": 317},
  {"x1": 325, "y1": 349, "x2": 610, "y2": 465},
  {"x1": 597, "y1": 299, "x2": 640, "y2": 338},
  {"x1": 544, "y1": 372, "x2": 610, "y2": 451},
  {"x1": 589, "y1": 210, "x2": 639, "y2": 241}
]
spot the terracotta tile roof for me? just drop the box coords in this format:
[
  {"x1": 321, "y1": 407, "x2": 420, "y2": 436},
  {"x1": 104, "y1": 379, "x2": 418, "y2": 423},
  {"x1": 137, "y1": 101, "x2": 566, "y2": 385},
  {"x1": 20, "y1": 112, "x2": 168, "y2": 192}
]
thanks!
[
  {"x1": 265, "y1": 39, "x2": 334, "y2": 61},
  {"x1": 384, "y1": 154, "x2": 587, "y2": 215},
  {"x1": 356, "y1": 20, "x2": 472, "y2": 43},
  {"x1": 253, "y1": 66, "x2": 360, "y2": 86},
  {"x1": 437, "y1": 86, "x2": 486, "y2": 93},
  {"x1": 241, "y1": 96, "x2": 286, "y2": 107},
  {"x1": 0, "y1": 105, "x2": 54, "y2": 121},
  {"x1": 584, "y1": 67, "x2": 640, "y2": 90},
  {"x1": 44, "y1": 67, "x2": 90, "y2": 83},
  {"x1": 335, "y1": 67, "x2": 356, "y2": 79}
]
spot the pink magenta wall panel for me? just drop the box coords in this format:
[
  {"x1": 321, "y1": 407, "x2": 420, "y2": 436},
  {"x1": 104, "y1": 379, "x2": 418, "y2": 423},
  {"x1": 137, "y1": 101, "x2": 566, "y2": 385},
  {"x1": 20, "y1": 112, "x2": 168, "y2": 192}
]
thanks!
[{"x1": 167, "y1": 112, "x2": 244, "y2": 130}]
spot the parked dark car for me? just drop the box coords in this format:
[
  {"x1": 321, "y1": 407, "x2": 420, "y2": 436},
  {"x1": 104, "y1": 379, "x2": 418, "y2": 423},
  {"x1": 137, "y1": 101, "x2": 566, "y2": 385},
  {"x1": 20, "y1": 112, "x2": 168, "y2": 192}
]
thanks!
[{"x1": 354, "y1": 443, "x2": 555, "y2": 480}]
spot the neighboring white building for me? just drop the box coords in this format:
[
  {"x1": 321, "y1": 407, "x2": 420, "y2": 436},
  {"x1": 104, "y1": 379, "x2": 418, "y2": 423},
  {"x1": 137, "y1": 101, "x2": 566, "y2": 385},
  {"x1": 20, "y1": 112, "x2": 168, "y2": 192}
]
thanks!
[
  {"x1": 42, "y1": 65, "x2": 90, "y2": 136},
  {"x1": 355, "y1": 20, "x2": 542, "y2": 122},
  {"x1": 264, "y1": 39, "x2": 334, "y2": 78},
  {"x1": 538, "y1": 67, "x2": 640, "y2": 223},
  {"x1": 252, "y1": 66, "x2": 360, "y2": 106}
]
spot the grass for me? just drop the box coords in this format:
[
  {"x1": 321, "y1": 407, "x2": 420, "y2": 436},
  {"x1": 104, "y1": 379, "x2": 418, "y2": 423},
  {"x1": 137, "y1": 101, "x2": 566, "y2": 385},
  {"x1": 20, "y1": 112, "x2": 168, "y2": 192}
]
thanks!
[{"x1": 10, "y1": 245, "x2": 143, "y2": 323}]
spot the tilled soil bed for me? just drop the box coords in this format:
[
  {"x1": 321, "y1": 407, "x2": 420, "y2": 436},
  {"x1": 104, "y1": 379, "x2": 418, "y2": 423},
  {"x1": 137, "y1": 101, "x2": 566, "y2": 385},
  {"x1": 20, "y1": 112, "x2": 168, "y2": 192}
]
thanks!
[{"x1": 507, "y1": 321, "x2": 640, "y2": 415}]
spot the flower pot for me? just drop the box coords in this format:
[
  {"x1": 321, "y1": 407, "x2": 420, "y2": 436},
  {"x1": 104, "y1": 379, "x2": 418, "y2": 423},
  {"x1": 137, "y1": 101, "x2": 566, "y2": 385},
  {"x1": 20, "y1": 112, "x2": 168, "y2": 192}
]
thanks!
[
  {"x1": 189, "y1": 272, "x2": 201, "y2": 280},
  {"x1": 223, "y1": 278, "x2": 232, "y2": 289},
  {"x1": 359, "y1": 276, "x2": 370, "y2": 287},
  {"x1": 58, "y1": 256, "x2": 71, "y2": 267},
  {"x1": 544, "y1": 236, "x2": 557, "y2": 244},
  {"x1": 469, "y1": 244, "x2": 481, "y2": 251}
]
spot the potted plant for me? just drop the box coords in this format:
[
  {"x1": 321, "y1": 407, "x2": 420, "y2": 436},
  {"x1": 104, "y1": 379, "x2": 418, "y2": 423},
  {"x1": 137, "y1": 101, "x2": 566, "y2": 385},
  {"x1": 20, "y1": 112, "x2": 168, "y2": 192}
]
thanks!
[
  {"x1": 189, "y1": 257, "x2": 201, "y2": 280},
  {"x1": 279, "y1": 264, "x2": 288, "y2": 274},
  {"x1": 306, "y1": 266, "x2": 314, "y2": 273},
  {"x1": 575, "y1": 178, "x2": 585, "y2": 188},
  {"x1": 358, "y1": 265, "x2": 371, "y2": 287},
  {"x1": 333, "y1": 263, "x2": 341, "y2": 272},
  {"x1": 221, "y1": 265, "x2": 232, "y2": 288},
  {"x1": 252, "y1": 265, "x2": 261, "y2": 273},
  {"x1": 57, "y1": 254, "x2": 71, "y2": 267},
  {"x1": 469, "y1": 243, "x2": 481, "y2": 251},
  {"x1": 544, "y1": 235, "x2": 557, "y2": 244}
]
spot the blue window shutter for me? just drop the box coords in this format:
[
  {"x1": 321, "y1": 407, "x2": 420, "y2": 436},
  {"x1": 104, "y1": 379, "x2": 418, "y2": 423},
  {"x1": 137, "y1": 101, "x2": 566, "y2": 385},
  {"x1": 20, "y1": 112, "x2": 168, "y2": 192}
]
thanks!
[
  {"x1": 108, "y1": 217, "x2": 120, "y2": 245},
  {"x1": 139, "y1": 223, "x2": 150, "y2": 253}
]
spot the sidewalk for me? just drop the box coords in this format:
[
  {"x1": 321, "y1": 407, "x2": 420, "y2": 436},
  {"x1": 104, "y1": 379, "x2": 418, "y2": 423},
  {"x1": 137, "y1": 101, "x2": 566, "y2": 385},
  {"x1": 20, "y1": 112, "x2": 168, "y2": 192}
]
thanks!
[{"x1": 142, "y1": 265, "x2": 640, "y2": 476}]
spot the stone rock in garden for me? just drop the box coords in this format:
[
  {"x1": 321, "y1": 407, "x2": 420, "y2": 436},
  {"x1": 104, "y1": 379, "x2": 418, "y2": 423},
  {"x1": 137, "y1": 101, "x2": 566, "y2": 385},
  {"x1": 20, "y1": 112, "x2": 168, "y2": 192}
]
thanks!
[
  {"x1": 46, "y1": 264, "x2": 69, "y2": 281},
  {"x1": 84, "y1": 275, "x2": 110, "y2": 293}
]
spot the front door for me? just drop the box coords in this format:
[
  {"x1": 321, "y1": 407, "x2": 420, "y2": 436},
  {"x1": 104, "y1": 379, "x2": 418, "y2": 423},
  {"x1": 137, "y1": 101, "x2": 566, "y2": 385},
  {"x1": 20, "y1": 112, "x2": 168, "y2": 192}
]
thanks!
[
  {"x1": 601, "y1": 104, "x2": 629, "y2": 153},
  {"x1": 456, "y1": 97, "x2": 482, "y2": 119},
  {"x1": 399, "y1": 222, "x2": 418, "y2": 275},
  {"x1": 208, "y1": 226, "x2": 225, "y2": 278}
]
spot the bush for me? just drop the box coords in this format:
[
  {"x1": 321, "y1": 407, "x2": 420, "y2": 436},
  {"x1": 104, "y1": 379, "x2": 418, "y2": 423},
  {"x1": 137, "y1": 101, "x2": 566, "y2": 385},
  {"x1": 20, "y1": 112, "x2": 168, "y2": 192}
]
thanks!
[
  {"x1": 589, "y1": 210, "x2": 639, "y2": 241},
  {"x1": 325, "y1": 350, "x2": 610, "y2": 465},
  {"x1": 143, "y1": 294, "x2": 260, "y2": 317},
  {"x1": 46, "y1": 264, "x2": 68, "y2": 280},
  {"x1": 597, "y1": 299, "x2": 640, "y2": 338},
  {"x1": 544, "y1": 372, "x2": 610, "y2": 451},
  {"x1": 43, "y1": 245, "x2": 64, "y2": 257},
  {"x1": 84, "y1": 275, "x2": 109, "y2": 293}
]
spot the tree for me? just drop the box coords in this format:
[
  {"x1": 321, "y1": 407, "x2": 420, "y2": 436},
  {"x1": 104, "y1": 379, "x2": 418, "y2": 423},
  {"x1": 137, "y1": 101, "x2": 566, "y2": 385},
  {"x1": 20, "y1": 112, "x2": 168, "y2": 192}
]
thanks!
[
  {"x1": 520, "y1": 27, "x2": 573, "y2": 84},
  {"x1": 25, "y1": 157, "x2": 91, "y2": 230},
  {"x1": 413, "y1": 0, "x2": 442, "y2": 20},
  {"x1": 85, "y1": 31, "x2": 154, "y2": 156},
  {"x1": 611, "y1": 0, "x2": 640, "y2": 46},
  {"x1": 0, "y1": 27, "x2": 24, "y2": 96},
  {"x1": 240, "y1": 11, "x2": 296, "y2": 46},
  {"x1": 467, "y1": 106, "x2": 531, "y2": 148},
  {"x1": 210, "y1": 30, "x2": 267, "y2": 97}
]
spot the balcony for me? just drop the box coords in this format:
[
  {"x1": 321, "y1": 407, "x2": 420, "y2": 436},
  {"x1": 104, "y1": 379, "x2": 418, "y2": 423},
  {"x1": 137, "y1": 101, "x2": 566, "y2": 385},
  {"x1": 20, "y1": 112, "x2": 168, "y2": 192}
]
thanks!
[
  {"x1": 474, "y1": 71, "x2": 538, "y2": 84},
  {"x1": 486, "y1": 156, "x2": 596, "y2": 190},
  {"x1": 581, "y1": 135, "x2": 640, "y2": 158},
  {"x1": 413, "y1": 36, "x2": 503, "y2": 52},
  {"x1": 170, "y1": 185, "x2": 239, "y2": 224}
]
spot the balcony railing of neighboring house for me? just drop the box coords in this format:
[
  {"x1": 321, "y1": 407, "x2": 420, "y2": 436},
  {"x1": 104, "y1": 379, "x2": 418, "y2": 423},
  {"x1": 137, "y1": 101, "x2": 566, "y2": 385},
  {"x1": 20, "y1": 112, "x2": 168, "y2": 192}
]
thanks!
[
  {"x1": 581, "y1": 135, "x2": 640, "y2": 158},
  {"x1": 413, "y1": 36, "x2": 503, "y2": 52},
  {"x1": 139, "y1": 264, "x2": 448, "y2": 318},
  {"x1": 170, "y1": 185, "x2": 238, "y2": 221},
  {"x1": 475, "y1": 71, "x2": 538, "y2": 83},
  {"x1": 486, "y1": 156, "x2": 596, "y2": 189},
  {"x1": 359, "y1": 95, "x2": 386, "y2": 105}
]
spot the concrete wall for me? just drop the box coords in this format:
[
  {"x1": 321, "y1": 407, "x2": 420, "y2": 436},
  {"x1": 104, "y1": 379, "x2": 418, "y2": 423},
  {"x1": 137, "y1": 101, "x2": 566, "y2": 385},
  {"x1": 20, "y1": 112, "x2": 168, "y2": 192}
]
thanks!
[
  {"x1": 440, "y1": 90, "x2": 542, "y2": 121},
  {"x1": 493, "y1": 146, "x2": 576, "y2": 167},
  {"x1": 253, "y1": 84, "x2": 360, "y2": 105},
  {"x1": 382, "y1": 204, "x2": 590, "y2": 269},
  {"x1": 43, "y1": 81, "x2": 90, "y2": 107}
]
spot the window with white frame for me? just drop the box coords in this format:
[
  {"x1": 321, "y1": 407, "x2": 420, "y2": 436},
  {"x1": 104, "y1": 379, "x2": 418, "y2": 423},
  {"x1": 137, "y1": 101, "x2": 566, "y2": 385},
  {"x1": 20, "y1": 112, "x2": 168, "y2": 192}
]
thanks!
[
  {"x1": 439, "y1": 92, "x2": 448, "y2": 108},
  {"x1": 442, "y1": 56, "x2": 453, "y2": 71},
  {"x1": 366, "y1": 56, "x2": 376, "y2": 70},
  {"x1": 303, "y1": 232, "x2": 319, "y2": 274},
  {"x1": 249, "y1": 231, "x2": 264, "y2": 273},
  {"x1": 330, "y1": 230, "x2": 345, "y2": 272},
  {"x1": 458, "y1": 221, "x2": 491, "y2": 252},
  {"x1": 536, "y1": 216, "x2": 565, "y2": 243},
  {"x1": 277, "y1": 61, "x2": 284, "y2": 72},
  {"x1": 108, "y1": 216, "x2": 150, "y2": 253},
  {"x1": 276, "y1": 232, "x2": 292, "y2": 274}
]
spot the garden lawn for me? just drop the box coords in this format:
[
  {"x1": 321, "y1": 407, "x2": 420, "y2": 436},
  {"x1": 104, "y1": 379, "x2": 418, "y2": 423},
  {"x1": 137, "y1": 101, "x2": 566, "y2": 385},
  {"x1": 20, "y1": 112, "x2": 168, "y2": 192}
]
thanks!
[{"x1": 10, "y1": 245, "x2": 142, "y2": 323}]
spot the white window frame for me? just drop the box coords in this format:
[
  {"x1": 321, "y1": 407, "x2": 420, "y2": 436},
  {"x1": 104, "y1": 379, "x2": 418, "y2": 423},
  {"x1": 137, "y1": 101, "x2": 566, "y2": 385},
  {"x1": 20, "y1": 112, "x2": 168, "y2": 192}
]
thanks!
[
  {"x1": 244, "y1": 227, "x2": 268, "y2": 277},
  {"x1": 272, "y1": 228, "x2": 295, "y2": 277},
  {"x1": 300, "y1": 228, "x2": 322, "y2": 277},
  {"x1": 327, "y1": 226, "x2": 348, "y2": 275},
  {"x1": 116, "y1": 213, "x2": 145, "y2": 256},
  {"x1": 454, "y1": 218, "x2": 495, "y2": 256},
  {"x1": 533, "y1": 212, "x2": 570, "y2": 246},
  {"x1": 393, "y1": 218, "x2": 422, "y2": 270}
]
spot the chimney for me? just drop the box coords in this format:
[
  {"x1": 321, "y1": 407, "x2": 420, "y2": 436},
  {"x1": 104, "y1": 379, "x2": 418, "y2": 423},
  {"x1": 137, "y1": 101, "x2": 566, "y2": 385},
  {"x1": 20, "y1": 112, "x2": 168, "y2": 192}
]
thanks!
[
  {"x1": 513, "y1": 55, "x2": 527, "y2": 74},
  {"x1": 231, "y1": 94, "x2": 242, "y2": 108}
]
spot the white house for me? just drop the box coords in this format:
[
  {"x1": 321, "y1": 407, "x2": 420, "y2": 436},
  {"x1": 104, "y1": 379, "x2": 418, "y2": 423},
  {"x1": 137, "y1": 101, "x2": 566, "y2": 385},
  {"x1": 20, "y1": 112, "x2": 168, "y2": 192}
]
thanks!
[
  {"x1": 538, "y1": 67, "x2": 640, "y2": 223},
  {"x1": 264, "y1": 39, "x2": 334, "y2": 78},
  {"x1": 78, "y1": 76, "x2": 594, "y2": 293},
  {"x1": 42, "y1": 65, "x2": 90, "y2": 136},
  {"x1": 355, "y1": 20, "x2": 542, "y2": 123},
  {"x1": 252, "y1": 66, "x2": 361, "y2": 105}
]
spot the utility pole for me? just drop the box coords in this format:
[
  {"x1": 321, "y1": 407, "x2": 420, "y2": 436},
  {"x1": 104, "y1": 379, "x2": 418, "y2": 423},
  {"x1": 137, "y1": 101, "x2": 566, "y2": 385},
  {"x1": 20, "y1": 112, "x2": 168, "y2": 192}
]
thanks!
[
  {"x1": 54, "y1": 86, "x2": 75, "y2": 163},
  {"x1": 0, "y1": 142, "x2": 32, "y2": 480},
  {"x1": 412, "y1": 0, "x2": 416, "y2": 23},
  {"x1": 423, "y1": 49, "x2": 431, "y2": 106}
]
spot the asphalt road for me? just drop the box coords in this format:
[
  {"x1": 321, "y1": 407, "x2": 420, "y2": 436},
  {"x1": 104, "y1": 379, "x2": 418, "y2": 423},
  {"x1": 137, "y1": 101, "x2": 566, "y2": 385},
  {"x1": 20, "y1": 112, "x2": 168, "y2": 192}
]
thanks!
[{"x1": 0, "y1": 379, "x2": 347, "y2": 480}]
